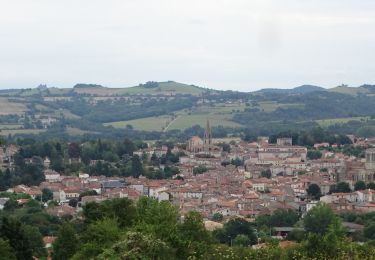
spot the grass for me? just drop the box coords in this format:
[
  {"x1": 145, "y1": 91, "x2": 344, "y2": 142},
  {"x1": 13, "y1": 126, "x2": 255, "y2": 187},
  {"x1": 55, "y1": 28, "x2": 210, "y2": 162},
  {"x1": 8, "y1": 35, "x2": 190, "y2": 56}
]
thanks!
[
  {"x1": 0, "y1": 98, "x2": 27, "y2": 115},
  {"x1": 257, "y1": 101, "x2": 304, "y2": 112},
  {"x1": 66, "y1": 127, "x2": 97, "y2": 136},
  {"x1": 119, "y1": 81, "x2": 207, "y2": 96},
  {"x1": 0, "y1": 124, "x2": 22, "y2": 130},
  {"x1": 329, "y1": 86, "x2": 369, "y2": 96},
  {"x1": 106, "y1": 102, "x2": 244, "y2": 131},
  {"x1": 0, "y1": 129, "x2": 46, "y2": 136},
  {"x1": 316, "y1": 116, "x2": 370, "y2": 127},
  {"x1": 104, "y1": 115, "x2": 172, "y2": 131}
]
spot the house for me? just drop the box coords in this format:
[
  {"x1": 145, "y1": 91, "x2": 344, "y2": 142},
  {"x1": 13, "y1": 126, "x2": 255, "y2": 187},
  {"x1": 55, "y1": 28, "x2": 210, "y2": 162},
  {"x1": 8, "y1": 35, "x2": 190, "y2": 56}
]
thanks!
[
  {"x1": 0, "y1": 198, "x2": 10, "y2": 210},
  {"x1": 53, "y1": 190, "x2": 66, "y2": 202},
  {"x1": 44, "y1": 170, "x2": 61, "y2": 182}
]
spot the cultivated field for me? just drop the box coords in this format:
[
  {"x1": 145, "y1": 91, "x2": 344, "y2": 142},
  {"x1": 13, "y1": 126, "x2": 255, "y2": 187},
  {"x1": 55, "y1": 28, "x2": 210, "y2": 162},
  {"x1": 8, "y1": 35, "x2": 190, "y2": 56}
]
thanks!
[
  {"x1": 0, "y1": 98, "x2": 27, "y2": 115},
  {"x1": 106, "y1": 103, "x2": 245, "y2": 131},
  {"x1": 316, "y1": 117, "x2": 369, "y2": 127}
]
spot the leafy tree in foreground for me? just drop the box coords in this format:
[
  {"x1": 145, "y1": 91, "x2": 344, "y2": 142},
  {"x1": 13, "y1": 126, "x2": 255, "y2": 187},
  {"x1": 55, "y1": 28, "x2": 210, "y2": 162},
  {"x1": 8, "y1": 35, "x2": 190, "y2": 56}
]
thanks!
[
  {"x1": 0, "y1": 239, "x2": 17, "y2": 260},
  {"x1": 0, "y1": 217, "x2": 32, "y2": 260},
  {"x1": 303, "y1": 203, "x2": 337, "y2": 235},
  {"x1": 52, "y1": 223, "x2": 78, "y2": 260}
]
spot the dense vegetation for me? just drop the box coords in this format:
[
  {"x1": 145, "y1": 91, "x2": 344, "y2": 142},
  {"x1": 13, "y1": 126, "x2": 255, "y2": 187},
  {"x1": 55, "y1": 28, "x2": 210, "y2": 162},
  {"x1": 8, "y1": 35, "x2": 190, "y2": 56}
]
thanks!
[{"x1": 2, "y1": 197, "x2": 375, "y2": 259}]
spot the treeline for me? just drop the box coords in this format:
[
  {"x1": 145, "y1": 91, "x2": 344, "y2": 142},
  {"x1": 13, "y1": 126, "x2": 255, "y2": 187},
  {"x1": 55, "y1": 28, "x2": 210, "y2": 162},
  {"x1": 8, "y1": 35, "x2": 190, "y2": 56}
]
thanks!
[
  {"x1": 0, "y1": 138, "x2": 184, "y2": 191},
  {"x1": 268, "y1": 127, "x2": 352, "y2": 147},
  {"x1": 53, "y1": 96, "x2": 198, "y2": 123},
  {"x1": 2, "y1": 198, "x2": 375, "y2": 259}
]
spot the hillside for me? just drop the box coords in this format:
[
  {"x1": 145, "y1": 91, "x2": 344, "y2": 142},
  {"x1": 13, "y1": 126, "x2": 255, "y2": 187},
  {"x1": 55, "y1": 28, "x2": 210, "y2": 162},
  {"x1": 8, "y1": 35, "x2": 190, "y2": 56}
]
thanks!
[
  {"x1": 255, "y1": 85, "x2": 326, "y2": 94},
  {"x1": 1, "y1": 81, "x2": 375, "y2": 139}
]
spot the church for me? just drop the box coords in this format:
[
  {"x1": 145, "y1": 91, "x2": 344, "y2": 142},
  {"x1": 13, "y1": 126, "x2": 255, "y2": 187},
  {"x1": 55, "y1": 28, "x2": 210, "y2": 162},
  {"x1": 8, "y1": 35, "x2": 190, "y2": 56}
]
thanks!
[{"x1": 187, "y1": 119, "x2": 213, "y2": 153}]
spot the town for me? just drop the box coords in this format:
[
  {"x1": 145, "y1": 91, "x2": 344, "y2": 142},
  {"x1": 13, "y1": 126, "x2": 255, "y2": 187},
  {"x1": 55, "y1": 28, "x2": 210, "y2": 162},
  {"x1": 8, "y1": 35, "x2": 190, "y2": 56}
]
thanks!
[{"x1": 1, "y1": 121, "x2": 375, "y2": 239}]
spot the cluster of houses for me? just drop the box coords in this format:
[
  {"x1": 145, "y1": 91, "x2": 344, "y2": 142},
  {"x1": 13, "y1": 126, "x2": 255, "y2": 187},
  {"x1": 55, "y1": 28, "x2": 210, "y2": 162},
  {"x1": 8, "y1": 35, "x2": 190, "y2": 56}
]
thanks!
[{"x1": 2, "y1": 135, "x2": 375, "y2": 224}]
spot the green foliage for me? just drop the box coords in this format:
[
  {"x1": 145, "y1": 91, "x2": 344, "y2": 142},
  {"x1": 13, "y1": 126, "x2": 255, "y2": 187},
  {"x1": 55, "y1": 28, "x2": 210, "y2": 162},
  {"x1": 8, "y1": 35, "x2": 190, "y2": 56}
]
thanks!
[
  {"x1": 303, "y1": 203, "x2": 338, "y2": 235},
  {"x1": 307, "y1": 183, "x2": 321, "y2": 199},
  {"x1": 83, "y1": 198, "x2": 137, "y2": 228},
  {"x1": 0, "y1": 217, "x2": 32, "y2": 260},
  {"x1": 261, "y1": 169, "x2": 272, "y2": 179},
  {"x1": 193, "y1": 165, "x2": 208, "y2": 175},
  {"x1": 0, "y1": 238, "x2": 16, "y2": 260},
  {"x1": 355, "y1": 180, "x2": 367, "y2": 191},
  {"x1": 213, "y1": 218, "x2": 257, "y2": 246},
  {"x1": 331, "y1": 182, "x2": 352, "y2": 193},
  {"x1": 52, "y1": 223, "x2": 78, "y2": 260},
  {"x1": 97, "y1": 231, "x2": 174, "y2": 260},
  {"x1": 255, "y1": 209, "x2": 299, "y2": 228},
  {"x1": 74, "y1": 218, "x2": 121, "y2": 259},
  {"x1": 364, "y1": 223, "x2": 375, "y2": 240},
  {"x1": 307, "y1": 150, "x2": 322, "y2": 160},
  {"x1": 212, "y1": 212, "x2": 224, "y2": 222}
]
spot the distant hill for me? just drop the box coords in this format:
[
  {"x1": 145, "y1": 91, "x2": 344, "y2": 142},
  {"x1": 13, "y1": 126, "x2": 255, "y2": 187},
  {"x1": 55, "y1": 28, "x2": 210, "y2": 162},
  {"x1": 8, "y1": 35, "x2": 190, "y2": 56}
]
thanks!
[
  {"x1": 255, "y1": 85, "x2": 326, "y2": 94},
  {"x1": 328, "y1": 85, "x2": 372, "y2": 96}
]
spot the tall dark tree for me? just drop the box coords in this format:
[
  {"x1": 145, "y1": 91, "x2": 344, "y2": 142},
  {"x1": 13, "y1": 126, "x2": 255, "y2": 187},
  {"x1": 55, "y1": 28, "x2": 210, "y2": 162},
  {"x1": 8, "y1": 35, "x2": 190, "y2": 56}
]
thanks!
[
  {"x1": 52, "y1": 223, "x2": 78, "y2": 260},
  {"x1": 131, "y1": 155, "x2": 143, "y2": 178},
  {"x1": 307, "y1": 184, "x2": 321, "y2": 199},
  {"x1": 354, "y1": 181, "x2": 366, "y2": 191},
  {"x1": 68, "y1": 142, "x2": 81, "y2": 158},
  {"x1": 0, "y1": 217, "x2": 32, "y2": 260}
]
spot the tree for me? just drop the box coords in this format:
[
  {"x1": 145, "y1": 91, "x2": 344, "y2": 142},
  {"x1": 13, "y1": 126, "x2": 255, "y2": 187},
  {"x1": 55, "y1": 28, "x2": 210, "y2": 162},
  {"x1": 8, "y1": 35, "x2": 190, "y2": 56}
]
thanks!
[
  {"x1": 41, "y1": 188, "x2": 53, "y2": 202},
  {"x1": 355, "y1": 181, "x2": 367, "y2": 191},
  {"x1": 303, "y1": 203, "x2": 337, "y2": 235},
  {"x1": 261, "y1": 169, "x2": 272, "y2": 179},
  {"x1": 335, "y1": 182, "x2": 351, "y2": 193},
  {"x1": 213, "y1": 218, "x2": 257, "y2": 246},
  {"x1": 367, "y1": 183, "x2": 375, "y2": 189},
  {"x1": 52, "y1": 223, "x2": 78, "y2": 260},
  {"x1": 0, "y1": 217, "x2": 32, "y2": 260},
  {"x1": 97, "y1": 232, "x2": 173, "y2": 260},
  {"x1": 69, "y1": 198, "x2": 78, "y2": 207},
  {"x1": 22, "y1": 225, "x2": 47, "y2": 258},
  {"x1": 212, "y1": 213, "x2": 224, "y2": 222},
  {"x1": 179, "y1": 211, "x2": 212, "y2": 257},
  {"x1": 68, "y1": 142, "x2": 81, "y2": 158},
  {"x1": 0, "y1": 239, "x2": 16, "y2": 260},
  {"x1": 307, "y1": 150, "x2": 322, "y2": 160},
  {"x1": 74, "y1": 218, "x2": 121, "y2": 259},
  {"x1": 364, "y1": 223, "x2": 375, "y2": 240},
  {"x1": 131, "y1": 155, "x2": 143, "y2": 178},
  {"x1": 233, "y1": 234, "x2": 250, "y2": 247},
  {"x1": 307, "y1": 184, "x2": 321, "y2": 199}
]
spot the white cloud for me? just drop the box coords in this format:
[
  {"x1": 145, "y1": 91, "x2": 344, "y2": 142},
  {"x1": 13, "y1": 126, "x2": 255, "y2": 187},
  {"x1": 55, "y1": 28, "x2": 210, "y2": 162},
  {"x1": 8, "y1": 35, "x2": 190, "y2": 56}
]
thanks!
[{"x1": 0, "y1": 0, "x2": 374, "y2": 90}]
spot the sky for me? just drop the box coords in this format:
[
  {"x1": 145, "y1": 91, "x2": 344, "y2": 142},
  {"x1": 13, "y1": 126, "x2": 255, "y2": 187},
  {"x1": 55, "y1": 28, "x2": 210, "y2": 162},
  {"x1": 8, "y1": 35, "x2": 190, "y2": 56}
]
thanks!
[{"x1": 0, "y1": 0, "x2": 375, "y2": 91}]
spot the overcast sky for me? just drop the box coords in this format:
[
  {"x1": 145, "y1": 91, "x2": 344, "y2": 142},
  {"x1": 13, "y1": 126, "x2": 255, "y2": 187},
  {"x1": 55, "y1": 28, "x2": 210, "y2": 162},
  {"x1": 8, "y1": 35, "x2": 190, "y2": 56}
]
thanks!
[{"x1": 0, "y1": 0, "x2": 374, "y2": 91}]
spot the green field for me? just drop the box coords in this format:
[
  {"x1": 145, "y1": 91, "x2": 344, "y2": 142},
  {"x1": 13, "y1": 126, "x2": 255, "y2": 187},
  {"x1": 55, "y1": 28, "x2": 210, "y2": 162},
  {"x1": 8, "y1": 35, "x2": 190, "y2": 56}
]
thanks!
[
  {"x1": 105, "y1": 115, "x2": 172, "y2": 131},
  {"x1": 257, "y1": 101, "x2": 304, "y2": 112},
  {"x1": 105, "y1": 103, "x2": 244, "y2": 131},
  {"x1": 0, "y1": 129, "x2": 46, "y2": 136},
  {"x1": 0, "y1": 124, "x2": 22, "y2": 130},
  {"x1": 316, "y1": 116, "x2": 369, "y2": 127},
  {"x1": 329, "y1": 86, "x2": 369, "y2": 96},
  {"x1": 119, "y1": 81, "x2": 207, "y2": 96},
  {"x1": 0, "y1": 98, "x2": 27, "y2": 115},
  {"x1": 66, "y1": 127, "x2": 97, "y2": 136}
]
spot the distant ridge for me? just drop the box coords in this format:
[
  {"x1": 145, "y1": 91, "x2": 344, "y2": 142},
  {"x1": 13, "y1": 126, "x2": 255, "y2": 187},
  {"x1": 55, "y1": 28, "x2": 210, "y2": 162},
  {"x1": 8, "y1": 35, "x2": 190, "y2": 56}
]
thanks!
[{"x1": 254, "y1": 85, "x2": 326, "y2": 94}]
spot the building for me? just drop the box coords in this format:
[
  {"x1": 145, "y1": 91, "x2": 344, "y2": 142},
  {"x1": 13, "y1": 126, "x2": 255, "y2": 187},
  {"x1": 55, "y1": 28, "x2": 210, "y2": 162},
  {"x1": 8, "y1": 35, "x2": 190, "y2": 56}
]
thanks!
[
  {"x1": 277, "y1": 138, "x2": 293, "y2": 146},
  {"x1": 187, "y1": 119, "x2": 213, "y2": 153}
]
